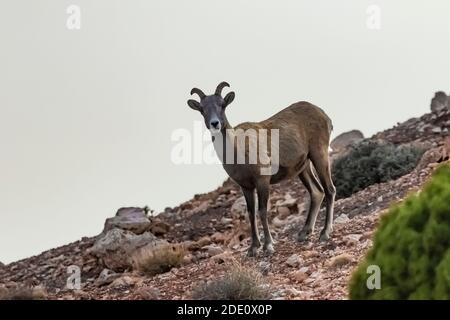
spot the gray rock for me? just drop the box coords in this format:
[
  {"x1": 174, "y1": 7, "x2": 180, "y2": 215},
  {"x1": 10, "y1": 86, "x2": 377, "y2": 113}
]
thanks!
[
  {"x1": 135, "y1": 285, "x2": 161, "y2": 300},
  {"x1": 343, "y1": 234, "x2": 362, "y2": 245},
  {"x1": 95, "y1": 268, "x2": 121, "y2": 287},
  {"x1": 286, "y1": 254, "x2": 302, "y2": 267},
  {"x1": 89, "y1": 228, "x2": 165, "y2": 271},
  {"x1": 432, "y1": 127, "x2": 442, "y2": 134},
  {"x1": 330, "y1": 130, "x2": 364, "y2": 154},
  {"x1": 334, "y1": 214, "x2": 350, "y2": 224},
  {"x1": 430, "y1": 91, "x2": 449, "y2": 113},
  {"x1": 275, "y1": 194, "x2": 297, "y2": 208},
  {"x1": 202, "y1": 244, "x2": 224, "y2": 257},
  {"x1": 109, "y1": 275, "x2": 139, "y2": 288},
  {"x1": 258, "y1": 261, "x2": 271, "y2": 275},
  {"x1": 104, "y1": 207, "x2": 151, "y2": 235},
  {"x1": 230, "y1": 196, "x2": 248, "y2": 218}
]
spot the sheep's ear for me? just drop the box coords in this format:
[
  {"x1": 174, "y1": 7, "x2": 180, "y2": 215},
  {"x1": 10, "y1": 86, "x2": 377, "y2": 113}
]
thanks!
[
  {"x1": 187, "y1": 99, "x2": 202, "y2": 112},
  {"x1": 224, "y1": 91, "x2": 235, "y2": 107}
]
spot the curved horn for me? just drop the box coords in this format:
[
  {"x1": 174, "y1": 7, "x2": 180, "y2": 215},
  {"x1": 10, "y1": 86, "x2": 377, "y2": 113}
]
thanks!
[
  {"x1": 190, "y1": 88, "x2": 206, "y2": 100},
  {"x1": 215, "y1": 81, "x2": 230, "y2": 96}
]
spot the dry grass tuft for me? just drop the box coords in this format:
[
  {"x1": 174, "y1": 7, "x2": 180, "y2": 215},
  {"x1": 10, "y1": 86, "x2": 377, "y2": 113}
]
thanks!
[
  {"x1": 132, "y1": 243, "x2": 186, "y2": 276},
  {"x1": 0, "y1": 285, "x2": 47, "y2": 300},
  {"x1": 192, "y1": 262, "x2": 269, "y2": 300}
]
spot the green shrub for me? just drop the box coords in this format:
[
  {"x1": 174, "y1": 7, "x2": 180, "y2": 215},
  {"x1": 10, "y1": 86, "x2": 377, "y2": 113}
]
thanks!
[
  {"x1": 192, "y1": 263, "x2": 268, "y2": 300},
  {"x1": 332, "y1": 141, "x2": 424, "y2": 199},
  {"x1": 349, "y1": 164, "x2": 450, "y2": 299}
]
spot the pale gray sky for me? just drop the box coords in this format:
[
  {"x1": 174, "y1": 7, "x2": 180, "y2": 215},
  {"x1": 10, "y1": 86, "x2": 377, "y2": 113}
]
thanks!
[{"x1": 1, "y1": 0, "x2": 449, "y2": 263}]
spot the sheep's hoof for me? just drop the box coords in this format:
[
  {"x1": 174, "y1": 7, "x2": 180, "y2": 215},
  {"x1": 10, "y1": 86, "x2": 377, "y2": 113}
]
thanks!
[
  {"x1": 247, "y1": 246, "x2": 259, "y2": 257},
  {"x1": 319, "y1": 229, "x2": 332, "y2": 242},
  {"x1": 297, "y1": 229, "x2": 312, "y2": 242},
  {"x1": 263, "y1": 243, "x2": 275, "y2": 256}
]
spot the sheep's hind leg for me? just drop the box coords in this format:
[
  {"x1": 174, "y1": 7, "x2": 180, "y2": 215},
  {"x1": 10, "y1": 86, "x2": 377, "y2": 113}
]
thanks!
[
  {"x1": 242, "y1": 187, "x2": 261, "y2": 257},
  {"x1": 310, "y1": 148, "x2": 336, "y2": 241},
  {"x1": 297, "y1": 162, "x2": 325, "y2": 242}
]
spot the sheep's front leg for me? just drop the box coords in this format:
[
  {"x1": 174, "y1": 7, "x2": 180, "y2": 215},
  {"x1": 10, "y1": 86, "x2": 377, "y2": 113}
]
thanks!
[
  {"x1": 257, "y1": 183, "x2": 274, "y2": 255},
  {"x1": 242, "y1": 187, "x2": 261, "y2": 257}
]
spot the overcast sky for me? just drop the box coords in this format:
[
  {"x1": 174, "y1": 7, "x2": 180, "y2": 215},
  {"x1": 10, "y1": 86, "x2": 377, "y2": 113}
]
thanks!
[{"x1": 1, "y1": 0, "x2": 449, "y2": 263}]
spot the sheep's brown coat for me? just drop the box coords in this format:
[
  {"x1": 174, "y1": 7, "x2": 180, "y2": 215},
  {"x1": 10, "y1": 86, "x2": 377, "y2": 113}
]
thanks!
[{"x1": 188, "y1": 83, "x2": 336, "y2": 257}]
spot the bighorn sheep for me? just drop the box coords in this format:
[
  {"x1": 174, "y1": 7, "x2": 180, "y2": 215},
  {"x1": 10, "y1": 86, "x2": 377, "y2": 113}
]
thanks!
[{"x1": 187, "y1": 82, "x2": 335, "y2": 257}]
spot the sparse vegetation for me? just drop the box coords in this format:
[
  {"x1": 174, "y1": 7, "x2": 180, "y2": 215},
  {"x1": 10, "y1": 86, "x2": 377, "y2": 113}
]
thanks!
[
  {"x1": 192, "y1": 263, "x2": 269, "y2": 300},
  {"x1": 131, "y1": 243, "x2": 186, "y2": 276},
  {"x1": 332, "y1": 140, "x2": 424, "y2": 199},
  {"x1": 0, "y1": 285, "x2": 47, "y2": 300},
  {"x1": 349, "y1": 164, "x2": 450, "y2": 299}
]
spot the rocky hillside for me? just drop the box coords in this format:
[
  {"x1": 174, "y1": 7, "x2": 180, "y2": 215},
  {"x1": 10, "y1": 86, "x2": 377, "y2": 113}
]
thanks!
[{"x1": 1, "y1": 93, "x2": 449, "y2": 300}]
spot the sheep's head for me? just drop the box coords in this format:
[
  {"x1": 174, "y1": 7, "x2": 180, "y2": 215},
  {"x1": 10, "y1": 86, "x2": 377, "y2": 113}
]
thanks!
[{"x1": 187, "y1": 81, "x2": 235, "y2": 133}]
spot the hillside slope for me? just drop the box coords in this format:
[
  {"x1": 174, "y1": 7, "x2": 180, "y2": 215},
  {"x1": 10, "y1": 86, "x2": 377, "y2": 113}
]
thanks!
[{"x1": 1, "y1": 103, "x2": 449, "y2": 300}]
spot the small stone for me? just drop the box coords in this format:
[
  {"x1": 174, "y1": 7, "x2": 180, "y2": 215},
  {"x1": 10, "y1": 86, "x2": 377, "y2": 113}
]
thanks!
[
  {"x1": 230, "y1": 196, "x2": 248, "y2": 218},
  {"x1": 110, "y1": 275, "x2": 138, "y2": 288},
  {"x1": 211, "y1": 232, "x2": 227, "y2": 244},
  {"x1": 275, "y1": 195, "x2": 298, "y2": 214},
  {"x1": 432, "y1": 127, "x2": 442, "y2": 134},
  {"x1": 258, "y1": 261, "x2": 271, "y2": 275},
  {"x1": 291, "y1": 270, "x2": 309, "y2": 283},
  {"x1": 95, "y1": 268, "x2": 121, "y2": 287},
  {"x1": 343, "y1": 234, "x2": 362, "y2": 245},
  {"x1": 220, "y1": 217, "x2": 233, "y2": 225},
  {"x1": 211, "y1": 251, "x2": 235, "y2": 264},
  {"x1": 286, "y1": 254, "x2": 302, "y2": 267},
  {"x1": 196, "y1": 236, "x2": 212, "y2": 247},
  {"x1": 191, "y1": 201, "x2": 211, "y2": 214},
  {"x1": 303, "y1": 250, "x2": 319, "y2": 259},
  {"x1": 202, "y1": 244, "x2": 224, "y2": 257},
  {"x1": 285, "y1": 287, "x2": 302, "y2": 296},
  {"x1": 272, "y1": 217, "x2": 287, "y2": 228},
  {"x1": 377, "y1": 196, "x2": 383, "y2": 202},
  {"x1": 135, "y1": 286, "x2": 160, "y2": 300},
  {"x1": 277, "y1": 206, "x2": 291, "y2": 219},
  {"x1": 334, "y1": 214, "x2": 350, "y2": 224}
]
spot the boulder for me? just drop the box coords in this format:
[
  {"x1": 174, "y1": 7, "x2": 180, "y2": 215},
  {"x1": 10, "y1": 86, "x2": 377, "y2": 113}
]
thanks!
[
  {"x1": 430, "y1": 91, "x2": 449, "y2": 113},
  {"x1": 88, "y1": 228, "x2": 166, "y2": 271},
  {"x1": 330, "y1": 130, "x2": 364, "y2": 154},
  {"x1": 103, "y1": 207, "x2": 151, "y2": 235},
  {"x1": 149, "y1": 218, "x2": 171, "y2": 236}
]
